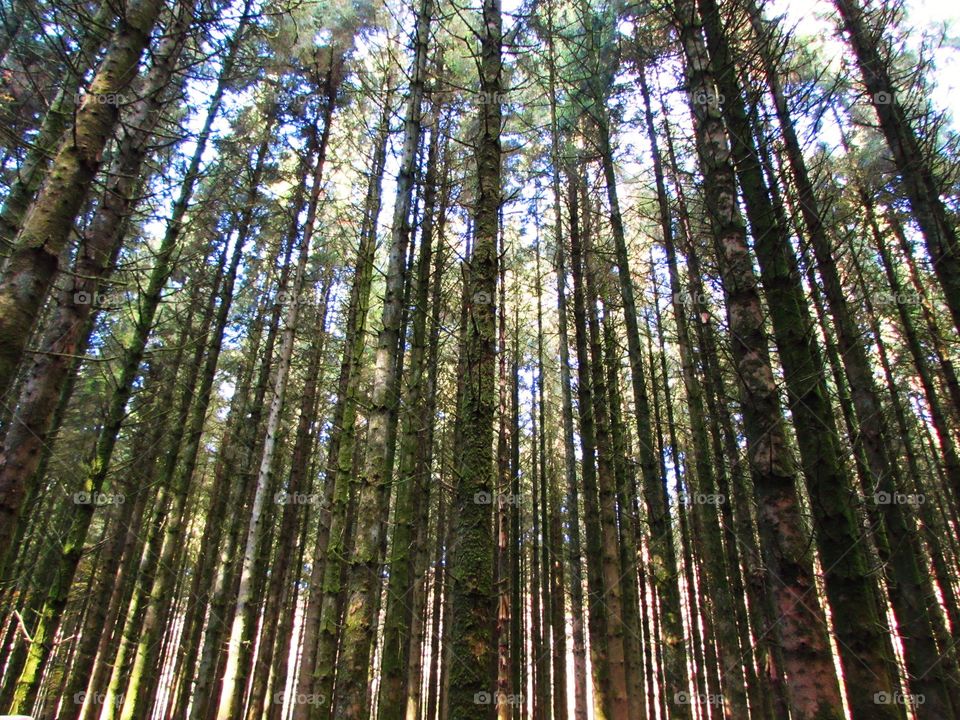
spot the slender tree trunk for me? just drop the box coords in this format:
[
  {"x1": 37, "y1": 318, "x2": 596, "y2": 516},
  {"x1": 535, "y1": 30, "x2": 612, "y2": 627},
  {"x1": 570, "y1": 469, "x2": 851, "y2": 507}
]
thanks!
[
  {"x1": 584, "y1": 228, "x2": 632, "y2": 718},
  {"x1": 833, "y1": 0, "x2": 960, "y2": 335},
  {"x1": 590, "y1": 90, "x2": 691, "y2": 720},
  {"x1": 425, "y1": 476, "x2": 449, "y2": 720},
  {"x1": 246, "y1": 275, "x2": 332, "y2": 720},
  {"x1": 403, "y1": 146, "x2": 449, "y2": 720},
  {"x1": 215, "y1": 67, "x2": 337, "y2": 719},
  {"x1": 695, "y1": 0, "x2": 909, "y2": 714},
  {"x1": 567, "y1": 172, "x2": 614, "y2": 719},
  {"x1": 0, "y1": 0, "x2": 112, "y2": 252},
  {"x1": 551, "y1": 172, "x2": 589, "y2": 720},
  {"x1": 446, "y1": 0, "x2": 501, "y2": 711},
  {"x1": 117, "y1": 236, "x2": 230, "y2": 720},
  {"x1": 333, "y1": 8, "x2": 432, "y2": 708},
  {"x1": 377, "y1": 39, "x2": 438, "y2": 709}
]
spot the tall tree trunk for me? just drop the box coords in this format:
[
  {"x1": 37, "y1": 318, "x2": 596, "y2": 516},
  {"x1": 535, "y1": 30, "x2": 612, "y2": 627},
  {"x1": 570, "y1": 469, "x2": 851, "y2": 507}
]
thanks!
[
  {"x1": 446, "y1": 0, "x2": 501, "y2": 712},
  {"x1": 695, "y1": 0, "x2": 910, "y2": 714},
  {"x1": 245, "y1": 275, "x2": 332, "y2": 720},
  {"x1": 590, "y1": 86, "x2": 691, "y2": 720},
  {"x1": 333, "y1": 7, "x2": 431, "y2": 707},
  {"x1": 376, "y1": 30, "x2": 438, "y2": 707},
  {"x1": 639, "y1": 63, "x2": 749, "y2": 720},
  {"x1": 550, "y1": 171, "x2": 589, "y2": 720},
  {"x1": 116, "y1": 236, "x2": 229, "y2": 720},
  {"x1": 567, "y1": 172, "x2": 613, "y2": 719},
  {"x1": 0, "y1": 0, "x2": 112, "y2": 251},
  {"x1": 403, "y1": 141, "x2": 449, "y2": 720},
  {"x1": 582, "y1": 216, "x2": 631, "y2": 718},
  {"x1": 293, "y1": 69, "x2": 392, "y2": 720},
  {"x1": 671, "y1": 0, "x2": 846, "y2": 716},
  {"x1": 215, "y1": 66, "x2": 337, "y2": 719},
  {"x1": 495, "y1": 233, "x2": 512, "y2": 720}
]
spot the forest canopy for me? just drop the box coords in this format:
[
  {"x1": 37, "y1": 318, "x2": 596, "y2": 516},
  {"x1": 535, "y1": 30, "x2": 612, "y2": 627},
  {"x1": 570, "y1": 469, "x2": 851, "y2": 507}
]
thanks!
[{"x1": 0, "y1": 0, "x2": 959, "y2": 717}]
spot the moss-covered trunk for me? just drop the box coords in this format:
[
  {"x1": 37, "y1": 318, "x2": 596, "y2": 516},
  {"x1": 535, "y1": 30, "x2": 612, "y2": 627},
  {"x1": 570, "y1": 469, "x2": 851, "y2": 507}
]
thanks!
[{"x1": 446, "y1": 0, "x2": 501, "y2": 713}]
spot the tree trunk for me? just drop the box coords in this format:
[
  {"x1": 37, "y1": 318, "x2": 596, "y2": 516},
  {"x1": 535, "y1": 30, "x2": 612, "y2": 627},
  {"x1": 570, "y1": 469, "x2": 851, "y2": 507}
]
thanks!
[
  {"x1": 0, "y1": 0, "x2": 166, "y2": 407},
  {"x1": 215, "y1": 66, "x2": 337, "y2": 719},
  {"x1": 446, "y1": 0, "x2": 501, "y2": 712},
  {"x1": 833, "y1": 0, "x2": 960, "y2": 336},
  {"x1": 672, "y1": 0, "x2": 846, "y2": 716}
]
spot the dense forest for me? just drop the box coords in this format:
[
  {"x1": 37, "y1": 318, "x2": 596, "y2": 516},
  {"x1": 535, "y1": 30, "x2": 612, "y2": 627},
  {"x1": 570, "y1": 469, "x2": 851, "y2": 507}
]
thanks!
[{"x1": 0, "y1": 0, "x2": 958, "y2": 717}]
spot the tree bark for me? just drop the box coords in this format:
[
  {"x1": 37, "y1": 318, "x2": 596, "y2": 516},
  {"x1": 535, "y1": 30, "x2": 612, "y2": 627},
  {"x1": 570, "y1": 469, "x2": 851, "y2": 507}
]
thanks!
[
  {"x1": 0, "y1": 0, "x2": 165, "y2": 406},
  {"x1": 446, "y1": 0, "x2": 501, "y2": 712}
]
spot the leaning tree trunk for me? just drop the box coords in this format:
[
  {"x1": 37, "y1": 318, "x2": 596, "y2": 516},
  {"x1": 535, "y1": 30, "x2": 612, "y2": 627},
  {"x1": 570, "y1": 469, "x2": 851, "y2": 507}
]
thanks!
[
  {"x1": 0, "y1": 0, "x2": 166, "y2": 406},
  {"x1": 638, "y1": 62, "x2": 749, "y2": 719},
  {"x1": 695, "y1": 0, "x2": 910, "y2": 714},
  {"x1": 116, "y1": 237, "x2": 229, "y2": 720},
  {"x1": 833, "y1": 0, "x2": 960, "y2": 336},
  {"x1": 0, "y1": 9, "x2": 196, "y2": 707},
  {"x1": 0, "y1": 0, "x2": 112, "y2": 251},
  {"x1": 0, "y1": 0, "x2": 246, "y2": 573}
]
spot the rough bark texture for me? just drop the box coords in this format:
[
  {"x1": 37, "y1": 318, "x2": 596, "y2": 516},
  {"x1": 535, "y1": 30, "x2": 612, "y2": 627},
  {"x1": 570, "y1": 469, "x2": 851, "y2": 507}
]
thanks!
[
  {"x1": 446, "y1": 0, "x2": 501, "y2": 713},
  {"x1": 0, "y1": 0, "x2": 164, "y2": 405},
  {"x1": 672, "y1": 0, "x2": 846, "y2": 716}
]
